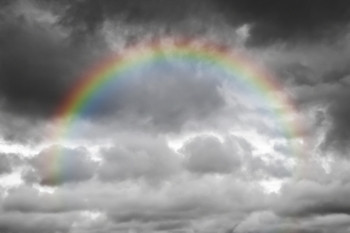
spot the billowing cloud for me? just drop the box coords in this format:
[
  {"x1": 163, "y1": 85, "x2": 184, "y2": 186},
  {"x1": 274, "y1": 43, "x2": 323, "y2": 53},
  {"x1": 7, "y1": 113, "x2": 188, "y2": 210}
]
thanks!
[
  {"x1": 182, "y1": 136, "x2": 241, "y2": 174},
  {"x1": 98, "y1": 136, "x2": 181, "y2": 183},
  {"x1": 0, "y1": 0, "x2": 104, "y2": 117},
  {"x1": 25, "y1": 146, "x2": 96, "y2": 185},
  {"x1": 214, "y1": 0, "x2": 350, "y2": 45}
]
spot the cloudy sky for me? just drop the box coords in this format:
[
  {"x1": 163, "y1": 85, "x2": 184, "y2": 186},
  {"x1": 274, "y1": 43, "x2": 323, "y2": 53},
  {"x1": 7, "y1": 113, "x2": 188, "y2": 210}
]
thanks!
[{"x1": 1, "y1": 0, "x2": 350, "y2": 232}]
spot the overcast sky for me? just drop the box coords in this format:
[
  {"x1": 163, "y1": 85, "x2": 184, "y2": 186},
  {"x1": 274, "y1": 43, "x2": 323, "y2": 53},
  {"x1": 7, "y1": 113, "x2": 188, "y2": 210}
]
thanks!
[{"x1": 1, "y1": 0, "x2": 350, "y2": 233}]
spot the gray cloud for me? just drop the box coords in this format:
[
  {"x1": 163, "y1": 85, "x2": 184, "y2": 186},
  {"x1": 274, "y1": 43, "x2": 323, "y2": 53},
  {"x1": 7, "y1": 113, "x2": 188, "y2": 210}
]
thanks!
[
  {"x1": 0, "y1": 211, "x2": 79, "y2": 233},
  {"x1": 0, "y1": 154, "x2": 12, "y2": 174},
  {"x1": 236, "y1": 211, "x2": 350, "y2": 233},
  {"x1": 25, "y1": 146, "x2": 96, "y2": 186},
  {"x1": 98, "y1": 136, "x2": 181, "y2": 183},
  {"x1": 182, "y1": 136, "x2": 241, "y2": 174},
  {"x1": 0, "y1": 0, "x2": 107, "y2": 118},
  {"x1": 57, "y1": 0, "x2": 211, "y2": 32},
  {"x1": 215, "y1": 0, "x2": 350, "y2": 46},
  {"x1": 322, "y1": 90, "x2": 350, "y2": 154},
  {"x1": 274, "y1": 180, "x2": 350, "y2": 217},
  {"x1": 1, "y1": 185, "x2": 86, "y2": 213},
  {"x1": 0, "y1": 152, "x2": 25, "y2": 176},
  {"x1": 247, "y1": 156, "x2": 292, "y2": 179},
  {"x1": 41, "y1": 0, "x2": 350, "y2": 47},
  {"x1": 90, "y1": 61, "x2": 226, "y2": 132},
  {"x1": 252, "y1": 36, "x2": 350, "y2": 156},
  {"x1": 0, "y1": 174, "x2": 268, "y2": 231}
]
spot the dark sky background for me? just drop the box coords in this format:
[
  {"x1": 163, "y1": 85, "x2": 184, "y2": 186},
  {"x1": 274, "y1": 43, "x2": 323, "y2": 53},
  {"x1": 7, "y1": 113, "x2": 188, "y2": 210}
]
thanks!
[{"x1": 1, "y1": 1, "x2": 350, "y2": 233}]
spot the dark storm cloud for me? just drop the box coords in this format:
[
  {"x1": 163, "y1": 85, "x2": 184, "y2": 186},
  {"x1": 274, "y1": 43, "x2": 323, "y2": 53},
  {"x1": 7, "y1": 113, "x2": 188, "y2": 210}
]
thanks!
[
  {"x1": 1, "y1": 0, "x2": 349, "y2": 121},
  {"x1": 50, "y1": 0, "x2": 350, "y2": 46},
  {"x1": 215, "y1": 0, "x2": 350, "y2": 45},
  {"x1": 0, "y1": 110, "x2": 52, "y2": 143},
  {"x1": 0, "y1": 1, "x2": 106, "y2": 117},
  {"x1": 322, "y1": 89, "x2": 350, "y2": 154},
  {"x1": 277, "y1": 62, "x2": 317, "y2": 86},
  {"x1": 261, "y1": 40, "x2": 350, "y2": 155},
  {"x1": 0, "y1": 0, "x2": 227, "y2": 132},
  {"x1": 54, "y1": 0, "x2": 211, "y2": 33},
  {"x1": 295, "y1": 80, "x2": 350, "y2": 155}
]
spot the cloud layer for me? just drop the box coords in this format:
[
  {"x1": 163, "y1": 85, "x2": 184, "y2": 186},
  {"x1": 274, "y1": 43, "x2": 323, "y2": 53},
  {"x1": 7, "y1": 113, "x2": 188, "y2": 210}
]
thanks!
[{"x1": 1, "y1": 0, "x2": 350, "y2": 233}]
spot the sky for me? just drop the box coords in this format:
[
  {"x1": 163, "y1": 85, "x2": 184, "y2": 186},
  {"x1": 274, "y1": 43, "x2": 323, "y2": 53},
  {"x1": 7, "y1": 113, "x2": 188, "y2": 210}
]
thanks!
[{"x1": 1, "y1": 0, "x2": 350, "y2": 232}]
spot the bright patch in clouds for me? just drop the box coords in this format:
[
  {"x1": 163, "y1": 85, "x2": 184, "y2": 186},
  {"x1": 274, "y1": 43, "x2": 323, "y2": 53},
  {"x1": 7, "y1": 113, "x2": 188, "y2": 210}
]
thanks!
[
  {"x1": 0, "y1": 172, "x2": 23, "y2": 189},
  {"x1": 260, "y1": 178, "x2": 285, "y2": 194}
]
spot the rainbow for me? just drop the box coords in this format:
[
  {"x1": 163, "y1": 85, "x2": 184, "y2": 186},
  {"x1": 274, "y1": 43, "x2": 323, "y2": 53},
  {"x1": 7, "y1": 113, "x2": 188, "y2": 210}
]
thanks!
[{"x1": 49, "y1": 37, "x2": 305, "y2": 182}]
